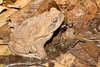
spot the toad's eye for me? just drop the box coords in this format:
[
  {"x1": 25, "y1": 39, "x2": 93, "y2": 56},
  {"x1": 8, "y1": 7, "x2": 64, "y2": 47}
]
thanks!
[{"x1": 53, "y1": 17, "x2": 58, "y2": 23}]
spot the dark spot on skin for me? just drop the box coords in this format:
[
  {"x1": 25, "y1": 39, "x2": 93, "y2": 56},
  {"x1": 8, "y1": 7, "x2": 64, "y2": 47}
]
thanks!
[
  {"x1": 87, "y1": 12, "x2": 91, "y2": 15},
  {"x1": 10, "y1": 26, "x2": 14, "y2": 29},
  {"x1": 29, "y1": 51, "x2": 32, "y2": 54},
  {"x1": 0, "y1": 9, "x2": 7, "y2": 14},
  {"x1": 7, "y1": 19, "x2": 11, "y2": 22}
]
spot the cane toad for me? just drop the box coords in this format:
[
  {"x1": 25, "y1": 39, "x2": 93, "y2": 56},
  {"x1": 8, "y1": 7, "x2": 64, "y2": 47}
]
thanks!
[{"x1": 8, "y1": 7, "x2": 64, "y2": 59}]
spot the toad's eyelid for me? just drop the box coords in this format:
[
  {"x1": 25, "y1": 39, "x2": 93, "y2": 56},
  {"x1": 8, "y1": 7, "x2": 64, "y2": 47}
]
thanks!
[{"x1": 53, "y1": 17, "x2": 58, "y2": 23}]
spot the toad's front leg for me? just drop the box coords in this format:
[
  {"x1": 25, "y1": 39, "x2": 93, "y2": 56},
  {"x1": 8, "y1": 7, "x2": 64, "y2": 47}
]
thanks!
[
  {"x1": 33, "y1": 38, "x2": 48, "y2": 59},
  {"x1": 35, "y1": 44, "x2": 47, "y2": 59}
]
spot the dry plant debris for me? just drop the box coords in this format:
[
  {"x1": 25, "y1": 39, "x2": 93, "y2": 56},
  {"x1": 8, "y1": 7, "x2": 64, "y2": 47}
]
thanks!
[{"x1": 0, "y1": 0, "x2": 100, "y2": 67}]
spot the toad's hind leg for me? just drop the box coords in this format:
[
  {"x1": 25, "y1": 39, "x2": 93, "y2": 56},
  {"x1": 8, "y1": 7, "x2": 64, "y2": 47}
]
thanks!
[{"x1": 8, "y1": 41, "x2": 30, "y2": 54}]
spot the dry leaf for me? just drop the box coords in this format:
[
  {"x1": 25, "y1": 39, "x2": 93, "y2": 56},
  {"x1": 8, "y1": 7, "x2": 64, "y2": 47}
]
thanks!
[
  {"x1": 11, "y1": 0, "x2": 31, "y2": 7},
  {"x1": 62, "y1": 28, "x2": 75, "y2": 40},
  {"x1": 59, "y1": 53, "x2": 92, "y2": 67},
  {"x1": 0, "y1": 23, "x2": 11, "y2": 42},
  {"x1": 8, "y1": 0, "x2": 48, "y2": 27},
  {"x1": 48, "y1": 0, "x2": 60, "y2": 11},
  {"x1": 80, "y1": 41, "x2": 100, "y2": 60},
  {"x1": 0, "y1": 0, "x2": 31, "y2": 42},
  {"x1": 70, "y1": 43, "x2": 94, "y2": 61},
  {"x1": 0, "y1": 0, "x2": 31, "y2": 27},
  {"x1": 95, "y1": 0, "x2": 100, "y2": 9},
  {"x1": 0, "y1": 0, "x2": 3, "y2": 4}
]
